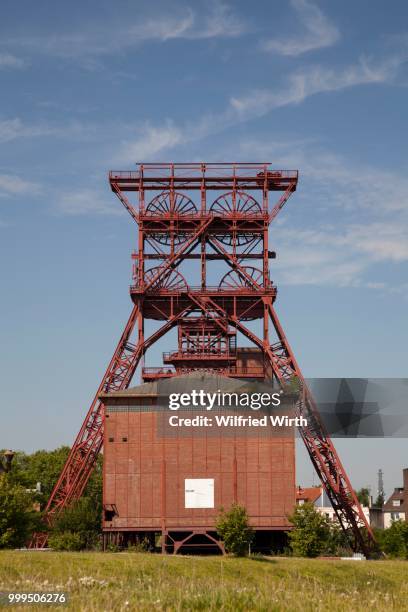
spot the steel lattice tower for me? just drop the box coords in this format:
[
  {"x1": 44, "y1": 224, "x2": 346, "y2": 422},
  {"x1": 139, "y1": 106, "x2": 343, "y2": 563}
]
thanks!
[{"x1": 32, "y1": 163, "x2": 376, "y2": 555}]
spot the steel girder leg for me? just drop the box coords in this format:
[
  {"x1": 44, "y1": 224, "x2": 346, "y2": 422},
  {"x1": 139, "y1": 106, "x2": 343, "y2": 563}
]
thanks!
[
  {"x1": 185, "y1": 295, "x2": 377, "y2": 556},
  {"x1": 30, "y1": 305, "x2": 193, "y2": 547}
]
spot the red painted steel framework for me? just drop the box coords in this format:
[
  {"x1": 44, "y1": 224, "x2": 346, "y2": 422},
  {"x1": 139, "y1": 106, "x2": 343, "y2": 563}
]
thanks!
[{"x1": 31, "y1": 163, "x2": 376, "y2": 555}]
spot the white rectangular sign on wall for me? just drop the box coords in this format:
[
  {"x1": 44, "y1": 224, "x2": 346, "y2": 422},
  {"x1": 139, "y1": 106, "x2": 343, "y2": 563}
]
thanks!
[{"x1": 185, "y1": 478, "x2": 214, "y2": 508}]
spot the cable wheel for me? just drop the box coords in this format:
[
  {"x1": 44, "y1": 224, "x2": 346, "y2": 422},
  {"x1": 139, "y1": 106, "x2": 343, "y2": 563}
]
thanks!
[
  {"x1": 144, "y1": 267, "x2": 188, "y2": 292},
  {"x1": 145, "y1": 191, "x2": 197, "y2": 246},
  {"x1": 210, "y1": 192, "x2": 262, "y2": 216},
  {"x1": 212, "y1": 232, "x2": 260, "y2": 247},
  {"x1": 219, "y1": 266, "x2": 264, "y2": 290},
  {"x1": 146, "y1": 191, "x2": 197, "y2": 216}
]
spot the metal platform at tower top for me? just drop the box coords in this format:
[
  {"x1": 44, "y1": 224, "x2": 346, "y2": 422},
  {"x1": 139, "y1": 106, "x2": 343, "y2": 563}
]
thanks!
[{"x1": 109, "y1": 163, "x2": 298, "y2": 192}]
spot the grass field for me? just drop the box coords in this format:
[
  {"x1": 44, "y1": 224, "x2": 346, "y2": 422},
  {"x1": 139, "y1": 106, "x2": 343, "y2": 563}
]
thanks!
[{"x1": 0, "y1": 552, "x2": 407, "y2": 611}]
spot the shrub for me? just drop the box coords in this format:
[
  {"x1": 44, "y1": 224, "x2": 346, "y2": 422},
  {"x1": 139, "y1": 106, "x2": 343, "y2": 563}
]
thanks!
[
  {"x1": 216, "y1": 503, "x2": 254, "y2": 556},
  {"x1": 48, "y1": 531, "x2": 83, "y2": 551},
  {"x1": 378, "y1": 520, "x2": 408, "y2": 559},
  {"x1": 355, "y1": 487, "x2": 370, "y2": 507},
  {"x1": 127, "y1": 538, "x2": 151, "y2": 552},
  {"x1": 323, "y1": 520, "x2": 351, "y2": 556},
  {"x1": 287, "y1": 502, "x2": 333, "y2": 558},
  {"x1": 49, "y1": 497, "x2": 101, "y2": 550}
]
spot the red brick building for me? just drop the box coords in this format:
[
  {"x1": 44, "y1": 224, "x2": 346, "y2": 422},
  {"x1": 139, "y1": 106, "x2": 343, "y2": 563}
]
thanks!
[{"x1": 101, "y1": 373, "x2": 296, "y2": 553}]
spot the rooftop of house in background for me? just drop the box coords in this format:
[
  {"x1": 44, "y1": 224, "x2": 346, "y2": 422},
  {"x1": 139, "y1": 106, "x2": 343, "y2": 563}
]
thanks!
[
  {"x1": 383, "y1": 468, "x2": 408, "y2": 512},
  {"x1": 383, "y1": 468, "x2": 408, "y2": 528}
]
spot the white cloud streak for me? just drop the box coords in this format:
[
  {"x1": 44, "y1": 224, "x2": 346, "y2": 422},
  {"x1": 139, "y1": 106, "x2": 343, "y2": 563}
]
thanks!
[
  {"x1": 229, "y1": 56, "x2": 399, "y2": 119},
  {"x1": 6, "y1": 2, "x2": 246, "y2": 62},
  {"x1": 116, "y1": 121, "x2": 184, "y2": 164},
  {"x1": 0, "y1": 53, "x2": 26, "y2": 69},
  {"x1": 239, "y1": 138, "x2": 408, "y2": 214},
  {"x1": 113, "y1": 53, "x2": 402, "y2": 163},
  {"x1": 262, "y1": 0, "x2": 340, "y2": 56},
  {"x1": 0, "y1": 118, "x2": 55, "y2": 143},
  {"x1": 56, "y1": 189, "x2": 121, "y2": 216},
  {"x1": 0, "y1": 173, "x2": 41, "y2": 195},
  {"x1": 234, "y1": 137, "x2": 408, "y2": 291},
  {"x1": 1, "y1": 48, "x2": 403, "y2": 157},
  {"x1": 272, "y1": 220, "x2": 408, "y2": 291},
  {"x1": 0, "y1": 117, "x2": 103, "y2": 144}
]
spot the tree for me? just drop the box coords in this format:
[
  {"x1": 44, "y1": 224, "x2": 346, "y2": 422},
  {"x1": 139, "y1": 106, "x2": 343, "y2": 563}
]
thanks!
[
  {"x1": 355, "y1": 487, "x2": 370, "y2": 507},
  {"x1": 0, "y1": 447, "x2": 103, "y2": 546},
  {"x1": 374, "y1": 493, "x2": 384, "y2": 508},
  {"x1": 4, "y1": 447, "x2": 102, "y2": 514},
  {"x1": 49, "y1": 497, "x2": 101, "y2": 551},
  {"x1": 378, "y1": 520, "x2": 408, "y2": 559},
  {"x1": 4, "y1": 447, "x2": 70, "y2": 502},
  {"x1": 288, "y1": 502, "x2": 333, "y2": 558},
  {"x1": 0, "y1": 474, "x2": 36, "y2": 548},
  {"x1": 83, "y1": 454, "x2": 103, "y2": 514},
  {"x1": 216, "y1": 504, "x2": 254, "y2": 556}
]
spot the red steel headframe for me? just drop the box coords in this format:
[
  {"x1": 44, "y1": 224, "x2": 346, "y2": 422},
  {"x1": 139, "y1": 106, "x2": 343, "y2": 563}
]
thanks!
[{"x1": 31, "y1": 163, "x2": 377, "y2": 555}]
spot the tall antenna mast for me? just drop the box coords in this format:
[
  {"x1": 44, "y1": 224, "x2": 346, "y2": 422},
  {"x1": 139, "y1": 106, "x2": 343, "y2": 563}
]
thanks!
[{"x1": 377, "y1": 469, "x2": 385, "y2": 502}]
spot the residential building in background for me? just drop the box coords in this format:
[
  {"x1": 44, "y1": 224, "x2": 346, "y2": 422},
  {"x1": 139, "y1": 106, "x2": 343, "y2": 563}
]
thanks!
[
  {"x1": 296, "y1": 486, "x2": 371, "y2": 526},
  {"x1": 383, "y1": 468, "x2": 407, "y2": 528}
]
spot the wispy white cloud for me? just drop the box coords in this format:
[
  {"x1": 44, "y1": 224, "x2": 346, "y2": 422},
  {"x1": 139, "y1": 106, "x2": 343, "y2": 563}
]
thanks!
[
  {"x1": 56, "y1": 188, "x2": 121, "y2": 216},
  {"x1": 0, "y1": 117, "x2": 102, "y2": 144},
  {"x1": 115, "y1": 120, "x2": 184, "y2": 164},
  {"x1": 249, "y1": 141, "x2": 408, "y2": 215},
  {"x1": 277, "y1": 220, "x2": 408, "y2": 268},
  {"x1": 0, "y1": 173, "x2": 41, "y2": 195},
  {"x1": 130, "y1": 2, "x2": 245, "y2": 42},
  {"x1": 234, "y1": 137, "x2": 408, "y2": 291},
  {"x1": 192, "y1": 2, "x2": 246, "y2": 39},
  {"x1": 261, "y1": 0, "x2": 340, "y2": 56},
  {"x1": 345, "y1": 223, "x2": 408, "y2": 262},
  {"x1": 0, "y1": 118, "x2": 55, "y2": 143},
  {"x1": 274, "y1": 242, "x2": 368, "y2": 288},
  {"x1": 113, "y1": 54, "x2": 403, "y2": 163},
  {"x1": 1, "y1": 47, "x2": 403, "y2": 158},
  {"x1": 273, "y1": 220, "x2": 408, "y2": 290},
  {"x1": 229, "y1": 56, "x2": 399, "y2": 119},
  {"x1": 0, "y1": 53, "x2": 26, "y2": 69},
  {"x1": 6, "y1": 2, "x2": 246, "y2": 63}
]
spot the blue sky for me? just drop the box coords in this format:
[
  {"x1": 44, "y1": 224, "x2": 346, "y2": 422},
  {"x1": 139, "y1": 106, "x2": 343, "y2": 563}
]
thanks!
[{"x1": 1, "y1": 0, "x2": 407, "y2": 496}]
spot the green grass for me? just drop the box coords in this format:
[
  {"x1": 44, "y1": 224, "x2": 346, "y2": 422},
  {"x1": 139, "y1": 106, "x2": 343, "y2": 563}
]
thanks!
[{"x1": 0, "y1": 551, "x2": 407, "y2": 611}]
